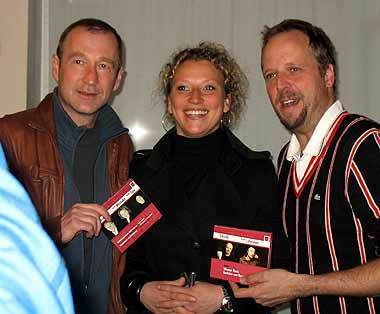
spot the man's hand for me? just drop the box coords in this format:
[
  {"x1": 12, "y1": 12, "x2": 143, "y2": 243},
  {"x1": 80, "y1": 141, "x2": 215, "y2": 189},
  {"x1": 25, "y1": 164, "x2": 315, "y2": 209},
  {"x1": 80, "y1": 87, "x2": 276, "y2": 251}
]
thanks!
[
  {"x1": 231, "y1": 260, "x2": 380, "y2": 307},
  {"x1": 230, "y1": 269, "x2": 307, "y2": 307},
  {"x1": 158, "y1": 281, "x2": 223, "y2": 314},
  {"x1": 141, "y1": 277, "x2": 196, "y2": 314},
  {"x1": 61, "y1": 203, "x2": 111, "y2": 244}
]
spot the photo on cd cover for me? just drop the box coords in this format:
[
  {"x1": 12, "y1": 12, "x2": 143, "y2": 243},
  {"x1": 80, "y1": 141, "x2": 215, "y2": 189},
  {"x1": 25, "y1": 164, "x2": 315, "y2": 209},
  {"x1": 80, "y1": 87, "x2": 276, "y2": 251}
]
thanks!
[
  {"x1": 210, "y1": 225, "x2": 272, "y2": 283},
  {"x1": 102, "y1": 179, "x2": 162, "y2": 253}
]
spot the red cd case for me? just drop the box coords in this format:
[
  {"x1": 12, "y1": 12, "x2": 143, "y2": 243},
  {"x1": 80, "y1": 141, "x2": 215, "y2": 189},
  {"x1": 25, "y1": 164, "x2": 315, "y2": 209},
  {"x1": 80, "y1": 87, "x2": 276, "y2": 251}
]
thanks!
[
  {"x1": 101, "y1": 178, "x2": 162, "y2": 253},
  {"x1": 210, "y1": 225, "x2": 272, "y2": 282}
]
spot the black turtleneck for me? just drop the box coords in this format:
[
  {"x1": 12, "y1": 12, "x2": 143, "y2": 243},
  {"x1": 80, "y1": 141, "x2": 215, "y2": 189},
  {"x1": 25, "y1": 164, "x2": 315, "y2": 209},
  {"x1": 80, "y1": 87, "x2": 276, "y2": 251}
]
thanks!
[{"x1": 171, "y1": 128, "x2": 223, "y2": 193}]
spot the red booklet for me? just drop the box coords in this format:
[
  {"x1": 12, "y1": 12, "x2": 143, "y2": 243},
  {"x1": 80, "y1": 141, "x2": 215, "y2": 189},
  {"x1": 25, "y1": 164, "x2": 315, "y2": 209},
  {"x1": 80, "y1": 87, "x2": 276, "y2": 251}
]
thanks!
[
  {"x1": 210, "y1": 225, "x2": 272, "y2": 283},
  {"x1": 101, "y1": 178, "x2": 162, "y2": 253}
]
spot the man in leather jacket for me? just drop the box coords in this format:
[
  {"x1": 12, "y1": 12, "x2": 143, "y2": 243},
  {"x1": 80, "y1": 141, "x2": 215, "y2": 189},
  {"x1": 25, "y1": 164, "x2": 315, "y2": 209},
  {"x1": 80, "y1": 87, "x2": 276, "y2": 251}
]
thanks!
[{"x1": 0, "y1": 18, "x2": 133, "y2": 314}]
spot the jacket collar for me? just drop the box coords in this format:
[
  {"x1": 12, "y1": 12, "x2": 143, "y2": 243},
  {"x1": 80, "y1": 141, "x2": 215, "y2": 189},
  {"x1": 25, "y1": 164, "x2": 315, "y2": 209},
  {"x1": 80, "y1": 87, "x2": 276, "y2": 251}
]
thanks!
[
  {"x1": 28, "y1": 93, "x2": 58, "y2": 138},
  {"x1": 28, "y1": 91, "x2": 128, "y2": 144},
  {"x1": 52, "y1": 89, "x2": 127, "y2": 146},
  {"x1": 146, "y1": 127, "x2": 271, "y2": 176}
]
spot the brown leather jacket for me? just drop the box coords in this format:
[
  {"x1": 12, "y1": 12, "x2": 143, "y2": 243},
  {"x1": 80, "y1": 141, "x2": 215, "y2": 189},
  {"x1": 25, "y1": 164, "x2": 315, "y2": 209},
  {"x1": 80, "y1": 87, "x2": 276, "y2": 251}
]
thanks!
[{"x1": 0, "y1": 94, "x2": 133, "y2": 314}]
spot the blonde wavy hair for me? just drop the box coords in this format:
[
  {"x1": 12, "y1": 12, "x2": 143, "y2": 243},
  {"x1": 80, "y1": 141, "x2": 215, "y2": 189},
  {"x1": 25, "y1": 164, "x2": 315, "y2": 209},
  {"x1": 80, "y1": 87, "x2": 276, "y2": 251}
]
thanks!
[{"x1": 159, "y1": 41, "x2": 249, "y2": 129}]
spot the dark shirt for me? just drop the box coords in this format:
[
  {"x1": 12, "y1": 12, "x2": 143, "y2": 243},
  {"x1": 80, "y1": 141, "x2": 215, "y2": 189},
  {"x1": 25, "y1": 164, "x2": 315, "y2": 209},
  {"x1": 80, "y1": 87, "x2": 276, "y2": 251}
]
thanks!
[
  {"x1": 53, "y1": 90, "x2": 125, "y2": 314},
  {"x1": 73, "y1": 127, "x2": 100, "y2": 293}
]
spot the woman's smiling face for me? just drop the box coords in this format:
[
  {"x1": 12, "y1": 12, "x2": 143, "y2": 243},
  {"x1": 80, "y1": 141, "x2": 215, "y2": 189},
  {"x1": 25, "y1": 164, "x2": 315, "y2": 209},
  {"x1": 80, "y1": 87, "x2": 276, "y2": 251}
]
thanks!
[{"x1": 168, "y1": 60, "x2": 230, "y2": 138}]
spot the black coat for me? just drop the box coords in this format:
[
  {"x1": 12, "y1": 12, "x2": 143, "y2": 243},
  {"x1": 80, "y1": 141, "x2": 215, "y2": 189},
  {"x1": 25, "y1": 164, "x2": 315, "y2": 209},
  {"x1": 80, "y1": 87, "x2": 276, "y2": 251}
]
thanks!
[{"x1": 123, "y1": 128, "x2": 289, "y2": 313}]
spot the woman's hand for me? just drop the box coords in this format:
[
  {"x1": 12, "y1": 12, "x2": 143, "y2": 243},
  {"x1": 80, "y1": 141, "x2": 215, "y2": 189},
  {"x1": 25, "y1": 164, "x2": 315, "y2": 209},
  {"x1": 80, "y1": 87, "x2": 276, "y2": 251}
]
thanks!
[
  {"x1": 140, "y1": 277, "x2": 196, "y2": 313},
  {"x1": 158, "y1": 281, "x2": 223, "y2": 314}
]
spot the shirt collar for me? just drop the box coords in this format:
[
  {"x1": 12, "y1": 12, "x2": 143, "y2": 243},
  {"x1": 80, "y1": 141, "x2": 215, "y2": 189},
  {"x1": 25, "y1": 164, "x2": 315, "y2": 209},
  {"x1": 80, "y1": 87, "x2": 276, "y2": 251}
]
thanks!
[
  {"x1": 53, "y1": 88, "x2": 127, "y2": 147},
  {"x1": 286, "y1": 100, "x2": 344, "y2": 161}
]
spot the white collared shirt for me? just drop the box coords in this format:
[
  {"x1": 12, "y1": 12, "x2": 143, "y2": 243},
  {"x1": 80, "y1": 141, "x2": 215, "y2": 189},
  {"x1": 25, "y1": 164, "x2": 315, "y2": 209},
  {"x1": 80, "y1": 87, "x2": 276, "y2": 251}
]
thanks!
[{"x1": 286, "y1": 100, "x2": 344, "y2": 180}]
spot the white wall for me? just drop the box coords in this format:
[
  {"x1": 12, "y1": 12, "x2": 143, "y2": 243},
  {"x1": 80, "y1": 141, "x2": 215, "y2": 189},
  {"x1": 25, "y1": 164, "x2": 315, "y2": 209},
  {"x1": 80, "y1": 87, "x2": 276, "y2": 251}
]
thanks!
[
  {"x1": 0, "y1": 0, "x2": 28, "y2": 117},
  {"x1": 39, "y1": 0, "x2": 380, "y2": 163}
]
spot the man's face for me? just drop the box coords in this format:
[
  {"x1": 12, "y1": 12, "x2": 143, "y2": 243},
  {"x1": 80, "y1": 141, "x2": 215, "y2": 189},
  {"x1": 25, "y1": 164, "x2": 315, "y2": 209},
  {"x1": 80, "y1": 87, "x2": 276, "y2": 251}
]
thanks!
[
  {"x1": 248, "y1": 247, "x2": 255, "y2": 258},
  {"x1": 52, "y1": 26, "x2": 124, "y2": 127},
  {"x1": 225, "y1": 242, "x2": 233, "y2": 256},
  {"x1": 262, "y1": 30, "x2": 335, "y2": 136}
]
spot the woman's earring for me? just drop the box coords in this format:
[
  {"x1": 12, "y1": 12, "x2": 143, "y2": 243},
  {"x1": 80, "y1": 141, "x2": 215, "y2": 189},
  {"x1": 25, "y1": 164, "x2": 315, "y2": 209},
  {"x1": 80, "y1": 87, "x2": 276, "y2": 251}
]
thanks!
[
  {"x1": 221, "y1": 112, "x2": 232, "y2": 129},
  {"x1": 161, "y1": 111, "x2": 175, "y2": 132}
]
